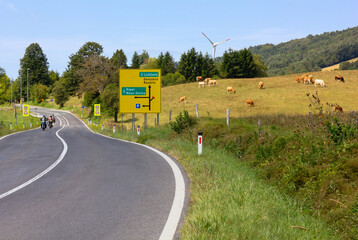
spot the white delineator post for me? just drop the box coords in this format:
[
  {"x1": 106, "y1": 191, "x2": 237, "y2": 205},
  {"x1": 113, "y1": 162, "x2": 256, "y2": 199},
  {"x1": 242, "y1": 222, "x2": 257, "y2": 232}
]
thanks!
[
  {"x1": 198, "y1": 131, "x2": 203, "y2": 155},
  {"x1": 113, "y1": 125, "x2": 116, "y2": 133},
  {"x1": 137, "y1": 125, "x2": 140, "y2": 136}
]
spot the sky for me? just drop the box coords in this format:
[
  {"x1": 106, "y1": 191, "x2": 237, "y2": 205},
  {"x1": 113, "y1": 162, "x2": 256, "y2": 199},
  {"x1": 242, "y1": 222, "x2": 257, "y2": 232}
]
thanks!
[{"x1": 1, "y1": 0, "x2": 357, "y2": 80}]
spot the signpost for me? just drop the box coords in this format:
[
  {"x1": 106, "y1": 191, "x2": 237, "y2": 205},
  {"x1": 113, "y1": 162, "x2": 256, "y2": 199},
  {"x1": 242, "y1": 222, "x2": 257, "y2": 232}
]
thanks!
[
  {"x1": 94, "y1": 104, "x2": 100, "y2": 124},
  {"x1": 119, "y1": 69, "x2": 161, "y2": 114},
  {"x1": 23, "y1": 104, "x2": 29, "y2": 117}
]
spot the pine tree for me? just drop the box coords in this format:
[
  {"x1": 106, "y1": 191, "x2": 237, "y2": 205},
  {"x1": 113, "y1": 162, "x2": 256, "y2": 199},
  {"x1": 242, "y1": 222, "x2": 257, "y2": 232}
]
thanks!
[{"x1": 19, "y1": 43, "x2": 50, "y2": 86}]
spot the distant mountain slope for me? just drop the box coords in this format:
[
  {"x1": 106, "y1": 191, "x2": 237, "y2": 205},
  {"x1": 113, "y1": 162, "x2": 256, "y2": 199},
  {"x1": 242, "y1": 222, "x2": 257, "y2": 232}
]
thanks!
[{"x1": 249, "y1": 26, "x2": 358, "y2": 76}]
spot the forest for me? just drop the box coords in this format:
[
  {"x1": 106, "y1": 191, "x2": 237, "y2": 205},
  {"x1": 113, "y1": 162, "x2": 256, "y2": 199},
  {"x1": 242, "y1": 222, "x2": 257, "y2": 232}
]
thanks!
[{"x1": 249, "y1": 26, "x2": 358, "y2": 76}]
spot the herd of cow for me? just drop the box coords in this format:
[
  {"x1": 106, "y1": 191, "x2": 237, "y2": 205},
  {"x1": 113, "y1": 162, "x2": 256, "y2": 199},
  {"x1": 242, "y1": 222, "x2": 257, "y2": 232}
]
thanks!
[
  {"x1": 177, "y1": 74, "x2": 346, "y2": 110},
  {"x1": 295, "y1": 74, "x2": 345, "y2": 87}
]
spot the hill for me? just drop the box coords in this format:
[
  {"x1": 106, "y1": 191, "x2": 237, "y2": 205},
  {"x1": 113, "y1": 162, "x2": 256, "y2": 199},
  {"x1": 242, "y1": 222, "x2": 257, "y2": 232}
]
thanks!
[
  {"x1": 249, "y1": 26, "x2": 358, "y2": 76},
  {"x1": 322, "y1": 57, "x2": 358, "y2": 71}
]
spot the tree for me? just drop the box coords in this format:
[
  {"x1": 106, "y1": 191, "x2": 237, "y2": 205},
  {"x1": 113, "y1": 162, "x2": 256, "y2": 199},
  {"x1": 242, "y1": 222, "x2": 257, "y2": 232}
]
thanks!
[
  {"x1": 19, "y1": 43, "x2": 50, "y2": 86},
  {"x1": 31, "y1": 83, "x2": 49, "y2": 103},
  {"x1": 52, "y1": 79, "x2": 69, "y2": 108},
  {"x1": 131, "y1": 51, "x2": 141, "y2": 69},
  {"x1": 64, "y1": 42, "x2": 104, "y2": 95},
  {"x1": 76, "y1": 55, "x2": 116, "y2": 97},
  {"x1": 100, "y1": 83, "x2": 119, "y2": 122},
  {"x1": 221, "y1": 48, "x2": 257, "y2": 78},
  {"x1": 140, "y1": 58, "x2": 158, "y2": 69},
  {"x1": 178, "y1": 48, "x2": 203, "y2": 82},
  {"x1": 110, "y1": 49, "x2": 128, "y2": 69},
  {"x1": 0, "y1": 71, "x2": 10, "y2": 104},
  {"x1": 48, "y1": 70, "x2": 60, "y2": 91},
  {"x1": 157, "y1": 52, "x2": 176, "y2": 75},
  {"x1": 139, "y1": 50, "x2": 149, "y2": 65}
]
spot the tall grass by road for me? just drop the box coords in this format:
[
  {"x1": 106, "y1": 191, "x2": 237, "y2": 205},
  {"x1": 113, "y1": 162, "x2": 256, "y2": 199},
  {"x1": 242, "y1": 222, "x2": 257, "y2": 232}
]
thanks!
[{"x1": 0, "y1": 106, "x2": 39, "y2": 137}]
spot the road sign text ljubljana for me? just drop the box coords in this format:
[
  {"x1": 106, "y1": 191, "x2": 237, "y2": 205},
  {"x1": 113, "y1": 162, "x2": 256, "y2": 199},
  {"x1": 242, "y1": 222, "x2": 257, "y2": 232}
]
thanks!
[{"x1": 119, "y1": 69, "x2": 161, "y2": 113}]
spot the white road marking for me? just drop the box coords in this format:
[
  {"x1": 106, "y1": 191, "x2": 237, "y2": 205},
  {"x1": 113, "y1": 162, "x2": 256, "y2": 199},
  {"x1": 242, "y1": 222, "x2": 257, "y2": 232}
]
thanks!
[
  {"x1": 0, "y1": 116, "x2": 69, "y2": 200},
  {"x1": 72, "y1": 113, "x2": 186, "y2": 240}
]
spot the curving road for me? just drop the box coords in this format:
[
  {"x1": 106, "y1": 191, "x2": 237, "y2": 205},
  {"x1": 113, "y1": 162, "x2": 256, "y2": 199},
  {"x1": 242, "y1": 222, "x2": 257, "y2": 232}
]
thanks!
[{"x1": 0, "y1": 107, "x2": 188, "y2": 240}]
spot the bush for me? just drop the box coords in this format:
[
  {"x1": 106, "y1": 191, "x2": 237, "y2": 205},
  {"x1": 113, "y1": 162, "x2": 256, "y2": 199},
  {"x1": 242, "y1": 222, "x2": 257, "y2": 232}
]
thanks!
[
  {"x1": 170, "y1": 110, "x2": 196, "y2": 134},
  {"x1": 31, "y1": 83, "x2": 49, "y2": 103},
  {"x1": 162, "y1": 72, "x2": 186, "y2": 87}
]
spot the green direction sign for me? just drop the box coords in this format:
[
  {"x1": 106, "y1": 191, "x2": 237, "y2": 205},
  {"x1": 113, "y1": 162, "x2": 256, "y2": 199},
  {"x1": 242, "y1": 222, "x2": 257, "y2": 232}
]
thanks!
[
  {"x1": 139, "y1": 72, "x2": 159, "y2": 77},
  {"x1": 122, "y1": 87, "x2": 146, "y2": 95}
]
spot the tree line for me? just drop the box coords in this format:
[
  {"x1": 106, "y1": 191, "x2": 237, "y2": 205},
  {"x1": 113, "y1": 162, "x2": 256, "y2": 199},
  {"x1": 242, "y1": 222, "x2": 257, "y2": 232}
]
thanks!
[
  {"x1": 249, "y1": 26, "x2": 358, "y2": 76},
  {"x1": 0, "y1": 42, "x2": 267, "y2": 121}
]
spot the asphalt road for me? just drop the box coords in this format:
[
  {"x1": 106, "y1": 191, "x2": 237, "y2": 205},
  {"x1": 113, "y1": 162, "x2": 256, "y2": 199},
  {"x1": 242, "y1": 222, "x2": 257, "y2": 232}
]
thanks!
[{"x1": 0, "y1": 107, "x2": 188, "y2": 240}]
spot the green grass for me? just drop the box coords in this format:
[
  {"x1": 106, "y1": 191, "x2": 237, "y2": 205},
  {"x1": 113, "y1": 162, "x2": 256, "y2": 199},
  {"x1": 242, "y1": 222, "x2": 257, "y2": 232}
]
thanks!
[{"x1": 0, "y1": 106, "x2": 39, "y2": 136}]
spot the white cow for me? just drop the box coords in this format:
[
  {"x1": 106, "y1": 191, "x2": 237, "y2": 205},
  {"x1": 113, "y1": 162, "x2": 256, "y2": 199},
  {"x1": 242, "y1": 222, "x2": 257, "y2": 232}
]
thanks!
[
  {"x1": 198, "y1": 81, "x2": 205, "y2": 88},
  {"x1": 314, "y1": 79, "x2": 326, "y2": 88}
]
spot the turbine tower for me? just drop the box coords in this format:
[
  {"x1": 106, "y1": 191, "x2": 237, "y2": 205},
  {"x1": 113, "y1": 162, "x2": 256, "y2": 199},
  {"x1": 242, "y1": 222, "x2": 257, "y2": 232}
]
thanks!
[{"x1": 202, "y1": 32, "x2": 230, "y2": 61}]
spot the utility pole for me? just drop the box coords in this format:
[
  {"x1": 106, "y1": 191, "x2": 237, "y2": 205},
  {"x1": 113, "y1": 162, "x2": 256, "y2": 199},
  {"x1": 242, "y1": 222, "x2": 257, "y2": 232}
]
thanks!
[
  {"x1": 10, "y1": 79, "x2": 13, "y2": 108},
  {"x1": 20, "y1": 70, "x2": 22, "y2": 111},
  {"x1": 27, "y1": 68, "x2": 29, "y2": 104}
]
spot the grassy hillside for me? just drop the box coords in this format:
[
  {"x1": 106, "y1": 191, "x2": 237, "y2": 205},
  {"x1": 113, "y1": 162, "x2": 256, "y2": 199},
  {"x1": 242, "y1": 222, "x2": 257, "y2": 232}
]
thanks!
[
  {"x1": 110, "y1": 70, "x2": 358, "y2": 128},
  {"x1": 322, "y1": 57, "x2": 358, "y2": 71},
  {"x1": 249, "y1": 26, "x2": 358, "y2": 76}
]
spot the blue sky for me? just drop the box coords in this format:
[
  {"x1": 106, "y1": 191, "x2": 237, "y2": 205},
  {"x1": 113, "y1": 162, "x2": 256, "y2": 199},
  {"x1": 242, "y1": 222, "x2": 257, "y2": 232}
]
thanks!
[{"x1": 1, "y1": 0, "x2": 357, "y2": 79}]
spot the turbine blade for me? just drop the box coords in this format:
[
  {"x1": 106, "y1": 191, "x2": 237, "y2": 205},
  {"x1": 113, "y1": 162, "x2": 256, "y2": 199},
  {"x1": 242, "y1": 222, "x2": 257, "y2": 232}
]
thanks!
[
  {"x1": 202, "y1": 32, "x2": 214, "y2": 45},
  {"x1": 216, "y1": 38, "x2": 231, "y2": 45}
]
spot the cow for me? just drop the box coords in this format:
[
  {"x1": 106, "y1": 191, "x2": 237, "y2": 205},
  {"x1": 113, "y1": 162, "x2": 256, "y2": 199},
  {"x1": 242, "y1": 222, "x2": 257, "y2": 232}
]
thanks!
[
  {"x1": 303, "y1": 77, "x2": 313, "y2": 84},
  {"x1": 196, "y1": 76, "x2": 203, "y2": 82},
  {"x1": 259, "y1": 81, "x2": 264, "y2": 89},
  {"x1": 296, "y1": 77, "x2": 301, "y2": 83},
  {"x1": 227, "y1": 87, "x2": 236, "y2": 94},
  {"x1": 208, "y1": 80, "x2": 218, "y2": 86},
  {"x1": 335, "y1": 75, "x2": 345, "y2": 83},
  {"x1": 334, "y1": 105, "x2": 343, "y2": 112},
  {"x1": 314, "y1": 79, "x2": 326, "y2": 88},
  {"x1": 246, "y1": 99, "x2": 254, "y2": 106},
  {"x1": 178, "y1": 96, "x2": 186, "y2": 103},
  {"x1": 204, "y1": 78, "x2": 211, "y2": 85},
  {"x1": 198, "y1": 82, "x2": 205, "y2": 88},
  {"x1": 300, "y1": 74, "x2": 308, "y2": 82}
]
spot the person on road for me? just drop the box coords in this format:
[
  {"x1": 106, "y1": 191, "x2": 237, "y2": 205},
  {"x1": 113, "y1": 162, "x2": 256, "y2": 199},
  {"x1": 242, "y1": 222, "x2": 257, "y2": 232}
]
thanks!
[{"x1": 40, "y1": 115, "x2": 47, "y2": 128}]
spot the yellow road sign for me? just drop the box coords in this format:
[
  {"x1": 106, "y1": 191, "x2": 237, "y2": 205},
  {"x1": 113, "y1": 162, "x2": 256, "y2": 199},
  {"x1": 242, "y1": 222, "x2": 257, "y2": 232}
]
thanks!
[
  {"x1": 119, "y1": 69, "x2": 161, "y2": 113},
  {"x1": 94, "y1": 104, "x2": 101, "y2": 116},
  {"x1": 23, "y1": 104, "x2": 29, "y2": 116}
]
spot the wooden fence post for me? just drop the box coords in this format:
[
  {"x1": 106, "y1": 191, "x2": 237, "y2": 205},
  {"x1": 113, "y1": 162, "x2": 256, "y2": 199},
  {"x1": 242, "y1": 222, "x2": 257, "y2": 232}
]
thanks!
[
  {"x1": 144, "y1": 113, "x2": 147, "y2": 129},
  {"x1": 227, "y1": 108, "x2": 230, "y2": 125},
  {"x1": 258, "y1": 119, "x2": 262, "y2": 135},
  {"x1": 157, "y1": 113, "x2": 159, "y2": 125},
  {"x1": 169, "y1": 110, "x2": 172, "y2": 123}
]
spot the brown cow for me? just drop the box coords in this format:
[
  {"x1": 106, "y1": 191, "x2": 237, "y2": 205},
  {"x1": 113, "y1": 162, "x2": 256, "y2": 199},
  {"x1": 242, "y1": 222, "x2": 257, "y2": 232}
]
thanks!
[
  {"x1": 246, "y1": 99, "x2": 254, "y2": 106},
  {"x1": 178, "y1": 96, "x2": 186, "y2": 103},
  {"x1": 259, "y1": 81, "x2": 264, "y2": 89},
  {"x1": 295, "y1": 77, "x2": 301, "y2": 83},
  {"x1": 204, "y1": 78, "x2": 211, "y2": 85},
  {"x1": 300, "y1": 74, "x2": 308, "y2": 82},
  {"x1": 335, "y1": 75, "x2": 345, "y2": 82},
  {"x1": 334, "y1": 105, "x2": 343, "y2": 112},
  {"x1": 196, "y1": 76, "x2": 203, "y2": 82},
  {"x1": 227, "y1": 86, "x2": 236, "y2": 94}
]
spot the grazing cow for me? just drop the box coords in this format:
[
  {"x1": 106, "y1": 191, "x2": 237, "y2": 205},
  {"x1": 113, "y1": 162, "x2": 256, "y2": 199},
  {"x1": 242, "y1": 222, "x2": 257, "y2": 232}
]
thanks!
[
  {"x1": 178, "y1": 96, "x2": 186, "y2": 103},
  {"x1": 296, "y1": 77, "x2": 301, "y2": 83},
  {"x1": 303, "y1": 77, "x2": 313, "y2": 84},
  {"x1": 198, "y1": 81, "x2": 205, "y2": 88},
  {"x1": 196, "y1": 76, "x2": 203, "y2": 82},
  {"x1": 300, "y1": 74, "x2": 308, "y2": 82},
  {"x1": 259, "y1": 81, "x2": 264, "y2": 89},
  {"x1": 204, "y1": 78, "x2": 211, "y2": 85},
  {"x1": 314, "y1": 79, "x2": 326, "y2": 88},
  {"x1": 334, "y1": 105, "x2": 343, "y2": 112},
  {"x1": 335, "y1": 75, "x2": 345, "y2": 83},
  {"x1": 227, "y1": 86, "x2": 236, "y2": 94},
  {"x1": 208, "y1": 80, "x2": 218, "y2": 86},
  {"x1": 246, "y1": 99, "x2": 254, "y2": 106}
]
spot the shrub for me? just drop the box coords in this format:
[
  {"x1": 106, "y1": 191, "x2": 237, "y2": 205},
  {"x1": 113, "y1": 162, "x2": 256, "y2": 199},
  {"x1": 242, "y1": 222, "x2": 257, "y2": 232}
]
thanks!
[
  {"x1": 170, "y1": 110, "x2": 196, "y2": 134},
  {"x1": 162, "y1": 72, "x2": 186, "y2": 87}
]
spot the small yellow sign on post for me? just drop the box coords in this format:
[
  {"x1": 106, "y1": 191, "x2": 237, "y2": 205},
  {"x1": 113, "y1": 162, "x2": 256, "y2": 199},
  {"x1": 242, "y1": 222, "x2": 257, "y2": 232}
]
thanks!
[
  {"x1": 23, "y1": 104, "x2": 29, "y2": 116},
  {"x1": 119, "y1": 69, "x2": 161, "y2": 113},
  {"x1": 94, "y1": 104, "x2": 101, "y2": 116}
]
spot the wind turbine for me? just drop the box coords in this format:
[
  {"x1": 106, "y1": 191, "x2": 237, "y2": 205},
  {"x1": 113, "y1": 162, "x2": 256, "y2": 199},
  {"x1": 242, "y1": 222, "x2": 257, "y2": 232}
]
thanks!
[{"x1": 202, "y1": 32, "x2": 230, "y2": 61}]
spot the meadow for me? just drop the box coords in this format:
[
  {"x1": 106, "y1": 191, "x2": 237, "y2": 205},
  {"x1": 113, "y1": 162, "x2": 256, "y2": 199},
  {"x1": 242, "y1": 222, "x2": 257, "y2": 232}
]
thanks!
[{"x1": 104, "y1": 70, "x2": 358, "y2": 129}]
